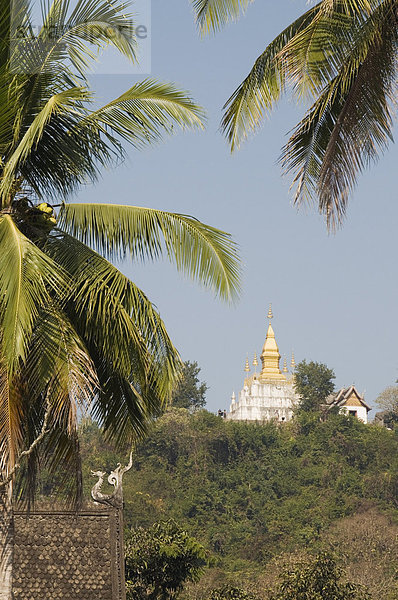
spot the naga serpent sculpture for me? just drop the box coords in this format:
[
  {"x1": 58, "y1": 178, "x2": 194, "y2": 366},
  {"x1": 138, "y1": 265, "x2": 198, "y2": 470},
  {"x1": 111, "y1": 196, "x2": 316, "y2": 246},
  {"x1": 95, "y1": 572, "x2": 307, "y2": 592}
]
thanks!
[{"x1": 91, "y1": 451, "x2": 133, "y2": 509}]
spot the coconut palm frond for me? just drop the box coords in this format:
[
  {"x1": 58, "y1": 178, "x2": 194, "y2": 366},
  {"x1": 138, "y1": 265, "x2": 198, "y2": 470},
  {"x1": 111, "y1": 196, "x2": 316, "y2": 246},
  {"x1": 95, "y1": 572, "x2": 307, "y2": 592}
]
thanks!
[
  {"x1": 192, "y1": 0, "x2": 252, "y2": 35},
  {"x1": 221, "y1": 3, "x2": 322, "y2": 151},
  {"x1": 42, "y1": 426, "x2": 83, "y2": 505},
  {"x1": 0, "y1": 87, "x2": 92, "y2": 205},
  {"x1": 281, "y1": 0, "x2": 397, "y2": 229},
  {"x1": 317, "y1": 20, "x2": 396, "y2": 228},
  {"x1": 0, "y1": 365, "x2": 25, "y2": 474},
  {"x1": 82, "y1": 79, "x2": 205, "y2": 149},
  {"x1": 58, "y1": 204, "x2": 241, "y2": 301},
  {"x1": 14, "y1": 0, "x2": 136, "y2": 82},
  {"x1": 2, "y1": 81, "x2": 204, "y2": 204},
  {"x1": 320, "y1": 0, "x2": 378, "y2": 15},
  {"x1": 0, "y1": 0, "x2": 241, "y2": 506},
  {"x1": 45, "y1": 231, "x2": 183, "y2": 395},
  {"x1": 0, "y1": 216, "x2": 67, "y2": 374},
  {"x1": 279, "y1": 0, "x2": 387, "y2": 101},
  {"x1": 13, "y1": 305, "x2": 97, "y2": 506},
  {"x1": 25, "y1": 304, "x2": 99, "y2": 430},
  {"x1": 92, "y1": 367, "x2": 168, "y2": 446}
]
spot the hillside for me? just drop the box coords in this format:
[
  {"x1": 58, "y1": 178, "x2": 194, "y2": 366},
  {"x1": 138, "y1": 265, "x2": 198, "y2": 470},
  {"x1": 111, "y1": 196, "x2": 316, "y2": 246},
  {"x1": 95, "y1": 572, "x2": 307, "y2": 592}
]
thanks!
[{"x1": 80, "y1": 410, "x2": 398, "y2": 599}]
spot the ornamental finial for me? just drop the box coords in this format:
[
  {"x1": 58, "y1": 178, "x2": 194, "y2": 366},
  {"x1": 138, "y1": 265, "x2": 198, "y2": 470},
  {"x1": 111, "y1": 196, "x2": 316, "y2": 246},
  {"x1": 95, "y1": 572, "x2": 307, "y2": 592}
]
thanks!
[
  {"x1": 291, "y1": 351, "x2": 296, "y2": 371},
  {"x1": 244, "y1": 356, "x2": 250, "y2": 372},
  {"x1": 267, "y1": 303, "x2": 273, "y2": 321},
  {"x1": 91, "y1": 450, "x2": 133, "y2": 509},
  {"x1": 283, "y1": 357, "x2": 288, "y2": 373},
  {"x1": 253, "y1": 352, "x2": 258, "y2": 367}
]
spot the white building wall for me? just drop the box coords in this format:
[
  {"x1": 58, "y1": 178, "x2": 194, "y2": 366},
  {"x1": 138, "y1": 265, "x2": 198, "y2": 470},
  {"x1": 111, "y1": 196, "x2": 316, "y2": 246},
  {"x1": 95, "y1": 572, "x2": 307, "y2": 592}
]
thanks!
[
  {"x1": 227, "y1": 379, "x2": 298, "y2": 422},
  {"x1": 340, "y1": 404, "x2": 368, "y2": 424}
]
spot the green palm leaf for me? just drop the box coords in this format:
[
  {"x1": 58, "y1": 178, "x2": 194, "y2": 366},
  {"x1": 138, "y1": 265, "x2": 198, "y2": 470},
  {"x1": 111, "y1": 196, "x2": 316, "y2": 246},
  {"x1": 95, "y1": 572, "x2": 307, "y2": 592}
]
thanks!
[
  {"x1": 192, "y1": 0, "x2": 253, "y2": 35},
  {"x1": 219, "y1": 0, "x2": 397, "y2": 226},
  {"x1": 221, "y1": 4, "x2": 322, "y2": 151},
  {"x1": 0, "y1": 215, "x2": 67, "y2": 375},
  {"x1": 58, "y1": 204, "x2": 241, "y2": 301},
  {"x1": 281, "y1": 0, "x2": 397, "y2": 228},
  {"x1": 82, "y1": 79, "x2": 205, "y2": 148},
  {"x1": 0, "y1": 87, "x2": 91, "y2": 204},
  {"x1": 192, "y1": 0, "x2": 378, "y2": 36},
  {"x1": 1, "y1": 81, "x2": 205, "y2": 204},
  {"x1": 44, "y1": 232, "x2": 183, "y2": 439}
]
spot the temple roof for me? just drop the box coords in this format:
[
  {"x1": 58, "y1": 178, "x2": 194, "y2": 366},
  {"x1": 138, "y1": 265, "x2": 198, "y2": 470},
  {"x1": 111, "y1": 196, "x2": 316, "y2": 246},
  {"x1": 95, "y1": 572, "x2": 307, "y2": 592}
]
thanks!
[{"x1": 325, "y1": 386, "x2": 371, "y2": 411}]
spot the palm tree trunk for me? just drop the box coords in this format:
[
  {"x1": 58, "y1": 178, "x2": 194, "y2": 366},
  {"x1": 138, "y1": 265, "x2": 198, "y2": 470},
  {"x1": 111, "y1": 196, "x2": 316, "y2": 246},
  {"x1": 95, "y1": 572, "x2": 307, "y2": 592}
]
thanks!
[{"x1": 0, "y1": 481, "x2": 13, "y2": 600}]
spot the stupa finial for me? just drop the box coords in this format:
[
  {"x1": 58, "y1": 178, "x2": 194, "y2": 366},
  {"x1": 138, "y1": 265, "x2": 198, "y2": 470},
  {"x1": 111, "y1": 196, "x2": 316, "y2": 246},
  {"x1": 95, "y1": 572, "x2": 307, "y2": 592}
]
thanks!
[
  {"x1": 253, "y1": 352, "x2": 258, "y2": 367},
  {"x1": 267, "y1": 303, "x2": 273, "y2": 321},
  {"x1": 291, "y1": 351, "x2": 296, "y2": 371},
  {"x1": 244, "y1": 356, "x2": 250, "y2": 372}
]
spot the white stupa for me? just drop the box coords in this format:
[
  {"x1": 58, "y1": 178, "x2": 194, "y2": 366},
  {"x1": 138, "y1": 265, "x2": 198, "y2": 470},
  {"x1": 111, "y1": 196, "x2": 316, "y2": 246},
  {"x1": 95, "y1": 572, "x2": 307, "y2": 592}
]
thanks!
[{"x1": 227, "y1": 305, "x2": 299, "y2": 422}]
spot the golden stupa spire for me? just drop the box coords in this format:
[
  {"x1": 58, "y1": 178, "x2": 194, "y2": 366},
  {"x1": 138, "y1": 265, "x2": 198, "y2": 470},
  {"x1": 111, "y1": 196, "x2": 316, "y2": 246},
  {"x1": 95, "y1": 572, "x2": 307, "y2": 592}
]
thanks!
[
  {"x1": 259, "y1": 305, "x2": 286, "y2": 381},
  {"x1": 252, "y1": 351, "x2": 258, "y2": 378},
  {"x1": 283, "y1": 357, "x2": 288, "y2": 373},
  {"x1": 253, "y1": 352, "x2": 258, "y2": 368},
  {"x1": 244, "y1": 356, "x2": 250, "y2": 372},
  {"x1": 291, "y1": 351, "x2": 296, "y2": 371}
]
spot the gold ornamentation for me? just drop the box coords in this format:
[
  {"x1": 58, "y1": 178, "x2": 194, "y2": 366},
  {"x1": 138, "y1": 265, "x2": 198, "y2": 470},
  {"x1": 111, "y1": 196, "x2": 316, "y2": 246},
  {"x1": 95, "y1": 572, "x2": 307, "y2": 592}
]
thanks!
[
  {"x1": 267, "y1": 303, "x2": 273, "y2": 321},
  {"x1": 260, "y1": 309, "x2": 286, "y2": 382}
]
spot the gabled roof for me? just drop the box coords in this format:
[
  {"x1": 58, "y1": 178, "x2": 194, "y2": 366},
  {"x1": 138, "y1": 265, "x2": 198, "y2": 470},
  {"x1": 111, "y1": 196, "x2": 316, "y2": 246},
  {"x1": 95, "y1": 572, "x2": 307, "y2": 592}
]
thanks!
[{"x1": 325, "y1": 385, "x2": 371, "y2": 412}]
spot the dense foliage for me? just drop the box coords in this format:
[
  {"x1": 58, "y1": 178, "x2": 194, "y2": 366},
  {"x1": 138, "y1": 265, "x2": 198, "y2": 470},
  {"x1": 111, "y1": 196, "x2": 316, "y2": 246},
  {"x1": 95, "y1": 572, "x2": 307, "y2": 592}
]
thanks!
[
  {"x1": 270, "y1": 553, "x2": 370, "y2": 600},
  {"x1": 125, "y1": 520, "x2": 209, "y2": 600},
  {"x1": 80, "y1": 409, "x2": 398, "y2": 599}
]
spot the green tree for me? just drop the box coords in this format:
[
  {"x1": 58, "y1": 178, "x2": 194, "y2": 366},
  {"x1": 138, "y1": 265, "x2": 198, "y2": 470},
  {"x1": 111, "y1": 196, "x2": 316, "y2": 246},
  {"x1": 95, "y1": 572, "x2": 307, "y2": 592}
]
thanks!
[
  {"x1": 125, "y1": 520, "x2": 209, "y2": 600},
  {"x1": 172, "y1": 361, "x2": 208, "y2": 411},
  {"x1": 0, "y1": 0, "x2": 240, "y2": 594},
  {"x1": 294, "y1": 360, "x2": 336, "y2": 414},
  {"x1": 271, "y1": 553, "x2": 371, "y2": 600},
  {"x1": 190, "y1": 0, "x2": 397, "y2": 229}
]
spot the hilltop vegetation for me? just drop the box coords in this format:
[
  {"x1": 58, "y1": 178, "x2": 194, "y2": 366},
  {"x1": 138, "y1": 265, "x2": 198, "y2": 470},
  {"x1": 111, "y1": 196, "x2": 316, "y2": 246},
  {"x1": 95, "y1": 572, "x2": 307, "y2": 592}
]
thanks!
[{"x1": 78, "y1": 408, "x2": 398, "y2": 599}]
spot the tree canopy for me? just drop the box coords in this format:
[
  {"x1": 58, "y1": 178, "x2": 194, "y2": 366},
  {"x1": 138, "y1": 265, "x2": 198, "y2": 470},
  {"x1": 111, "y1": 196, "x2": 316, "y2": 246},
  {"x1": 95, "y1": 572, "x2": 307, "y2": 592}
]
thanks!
[
  {"x1": 125, "y1": 519, "x2": 209, "y2": 600},
  {"x1": 172, "y1": 361, "x2": 208, "y2": 411},
  {"x1": 294, "y1": 360, "x2": 336, "y2": 414},
  {"x1": 271, "y1": 553, "x2": 370, "y2": 600}
]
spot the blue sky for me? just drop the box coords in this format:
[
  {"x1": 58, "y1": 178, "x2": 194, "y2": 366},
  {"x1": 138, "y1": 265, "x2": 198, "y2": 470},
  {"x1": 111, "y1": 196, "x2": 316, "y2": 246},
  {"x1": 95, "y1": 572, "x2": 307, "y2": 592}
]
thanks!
[{"x1": 76, "y1": 0, "x2": 397, "y2": 415}]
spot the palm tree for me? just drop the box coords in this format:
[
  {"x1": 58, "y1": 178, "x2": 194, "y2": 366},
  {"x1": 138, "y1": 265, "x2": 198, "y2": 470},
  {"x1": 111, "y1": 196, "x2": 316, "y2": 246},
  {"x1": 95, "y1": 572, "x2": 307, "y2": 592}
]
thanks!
[
  {"x1": 0, "y1": 0, "x2": 240, "y2": 594},
  {"x1": 192, "y1": 0, "x2": 397, "y2": 229}
]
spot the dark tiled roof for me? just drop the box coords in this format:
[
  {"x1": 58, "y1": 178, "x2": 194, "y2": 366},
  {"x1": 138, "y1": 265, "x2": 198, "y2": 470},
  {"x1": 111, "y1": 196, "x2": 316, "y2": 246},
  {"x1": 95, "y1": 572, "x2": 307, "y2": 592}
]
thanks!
[
  {"x1": 13, "y1": 508, "x2": 120, "y2": 599},
  {"x1": 325, "y1": 386, "x2": 371, "y2": 411}
]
